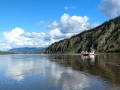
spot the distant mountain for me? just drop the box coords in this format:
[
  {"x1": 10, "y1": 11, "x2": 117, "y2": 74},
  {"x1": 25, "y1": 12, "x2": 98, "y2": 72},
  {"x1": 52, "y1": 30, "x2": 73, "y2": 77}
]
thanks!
[
  {"x1": 0, "y1": 50, "x2": 15, "y2": 54},
  {"x1": 7, "y1": 47, "x2": 46, "y2": 54},
  {"x1": 45, "y1": 16, "x2": 120, "y2": 53}
]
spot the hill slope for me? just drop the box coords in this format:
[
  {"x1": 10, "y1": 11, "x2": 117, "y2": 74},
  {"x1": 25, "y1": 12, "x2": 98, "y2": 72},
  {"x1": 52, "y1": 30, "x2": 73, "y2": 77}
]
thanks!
[
  {"x1": 8, "y1": 47, "x2": 46, "y2": 54},
  {"x1": 0, "y1": 51, "x2": 15, "y2": 54},
  {"x1": 45, "y1": 16, "x2": 120, "y2": 53}
]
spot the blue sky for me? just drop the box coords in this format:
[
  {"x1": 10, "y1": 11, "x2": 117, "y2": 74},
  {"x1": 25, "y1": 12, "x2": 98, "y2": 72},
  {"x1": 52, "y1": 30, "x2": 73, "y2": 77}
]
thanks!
[
  {"x1": 0, "y1": 0, "x2": 120, "y2": 50},
  {"x1": 0, "y1": 0, "x2": 104, "y2": 32}
]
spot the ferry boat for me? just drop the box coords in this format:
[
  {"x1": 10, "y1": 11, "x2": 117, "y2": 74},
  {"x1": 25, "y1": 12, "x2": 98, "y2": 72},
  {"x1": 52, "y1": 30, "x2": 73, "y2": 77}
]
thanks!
[{"x1": 81, "y1": 48, "x2": 95, "y2": 56}]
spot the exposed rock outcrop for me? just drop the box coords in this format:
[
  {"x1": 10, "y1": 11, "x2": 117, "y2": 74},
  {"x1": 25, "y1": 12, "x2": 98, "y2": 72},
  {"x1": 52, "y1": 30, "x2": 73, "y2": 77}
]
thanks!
[{"x1": 45, "y1": 16, "x2": 120, "y2": 53}]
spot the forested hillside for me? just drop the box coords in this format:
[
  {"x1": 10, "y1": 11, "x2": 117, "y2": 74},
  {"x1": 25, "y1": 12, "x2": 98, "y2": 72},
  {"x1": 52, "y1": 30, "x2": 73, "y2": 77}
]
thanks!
[{"x1": 45, "y1": 16, "x2": 120, "y2": 53}]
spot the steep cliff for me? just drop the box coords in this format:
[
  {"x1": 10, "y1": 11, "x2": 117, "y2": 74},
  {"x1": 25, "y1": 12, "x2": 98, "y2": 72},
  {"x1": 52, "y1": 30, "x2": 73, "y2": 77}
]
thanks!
[{"x1": 45, "y1": 16, "x2": 120, "y2": 53}]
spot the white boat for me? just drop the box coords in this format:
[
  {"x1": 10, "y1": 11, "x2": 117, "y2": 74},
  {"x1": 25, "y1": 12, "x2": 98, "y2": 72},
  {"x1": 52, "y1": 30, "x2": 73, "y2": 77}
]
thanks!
[{"x1": 81, "y1": 48, "x2": 95, "y2": 56}]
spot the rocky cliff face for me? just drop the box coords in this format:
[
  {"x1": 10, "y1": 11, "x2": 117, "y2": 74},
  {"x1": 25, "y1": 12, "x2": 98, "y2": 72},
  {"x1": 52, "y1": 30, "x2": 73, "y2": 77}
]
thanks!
[{"x1": 45, "y1": 16, "x2": 120, "y2": 53}]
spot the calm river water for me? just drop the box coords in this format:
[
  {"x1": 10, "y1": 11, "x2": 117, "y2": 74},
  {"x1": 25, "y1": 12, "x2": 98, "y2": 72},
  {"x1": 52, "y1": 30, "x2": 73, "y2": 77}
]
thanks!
[{"x1": 0, "y1": 53, "x2": 120, "y2": 90}]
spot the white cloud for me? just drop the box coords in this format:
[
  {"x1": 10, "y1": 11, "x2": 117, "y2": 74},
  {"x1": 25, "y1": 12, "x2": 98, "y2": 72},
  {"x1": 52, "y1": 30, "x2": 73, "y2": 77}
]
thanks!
[
  {"x1": 0, "y1": 27, "x2": 50, "y2": 51},
  {"x1": 59, "y1": 13, "x2": 90, "y2": 34},
  {"x1": 52, "y1": 21, "x2": 58, "y2": 27},
  {"x1": 0, "y1": 13, "x2": 99, "y2": 51},
  {"x1": 0, "y1": 42, "x2": 12, "y2": 50},
  {"x1": 99, "y1": 0, "x2": 120, "y2": 19},
  {"x1": 3, "y1": 27, "x2": 24, "y2": 45},
  {"x1": 46, "y1": 13, "x2": 94, "y2": 40},
  {"x1": 64, "y1": 6, "x2": 77, "y2": 10},
  {"x1": 45, "y1": 13, "x2": 100, "y2": 44},
  {"x1": 48, "y1": 28, "x2": 72, "y2": 40}
]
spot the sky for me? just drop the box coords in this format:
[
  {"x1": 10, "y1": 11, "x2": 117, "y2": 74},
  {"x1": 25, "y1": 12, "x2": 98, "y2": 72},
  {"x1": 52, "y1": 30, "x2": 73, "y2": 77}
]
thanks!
[{"x1": 0, "y1": 0, "x2": 120, "y2": 51}]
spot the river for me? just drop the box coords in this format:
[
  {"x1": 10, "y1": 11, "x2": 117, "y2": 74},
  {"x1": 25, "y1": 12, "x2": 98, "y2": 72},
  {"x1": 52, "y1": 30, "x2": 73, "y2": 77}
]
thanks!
[{"x1": 0, "y1": 53, "x2": 120, "y2": 90}]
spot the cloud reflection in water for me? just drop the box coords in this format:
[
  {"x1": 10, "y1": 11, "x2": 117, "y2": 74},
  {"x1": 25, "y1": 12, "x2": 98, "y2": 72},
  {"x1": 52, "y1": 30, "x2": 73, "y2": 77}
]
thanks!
[{"x1": 0, "y1": 54, "x2": 119, "y2": 90}]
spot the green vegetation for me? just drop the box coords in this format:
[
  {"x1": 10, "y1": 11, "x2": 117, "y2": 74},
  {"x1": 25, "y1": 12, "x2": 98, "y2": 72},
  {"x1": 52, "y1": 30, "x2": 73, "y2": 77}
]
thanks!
[
  {"x1": 0, "y1": 51, "x2": 15, "y2": 54},
  {"x1": 107, "y1": 48, "x2": 120, "y2": 52},
  {"x1": 45, "y1": 16, "x2": 120, "y2": 54},
  {"x1": 64, "y1": 44, "x2": 79, "y2": 53}
]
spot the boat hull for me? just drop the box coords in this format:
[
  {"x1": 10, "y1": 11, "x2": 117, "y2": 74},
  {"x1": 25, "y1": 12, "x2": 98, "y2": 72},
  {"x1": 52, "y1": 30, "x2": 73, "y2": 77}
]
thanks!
[
  {"x1": 81, "y1": 53, "x2": 95, "y2": 56},
  {"x1": 82, "y1": 54, "x2": 89, "y2": 56}
]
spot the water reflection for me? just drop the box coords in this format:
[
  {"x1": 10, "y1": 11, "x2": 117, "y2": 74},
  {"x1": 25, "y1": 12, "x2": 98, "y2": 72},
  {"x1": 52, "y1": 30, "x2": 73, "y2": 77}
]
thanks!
[
  {"x1": 0, "y1": 54, "x2": 93, "y2": 90},
  {"x1": 49, "y1": 62, "x2": 91, "y2": 90},
  {"x1": 0, "y1": 54, "x2": 49, "y2": 81},
  {"x1": 49, "y1": 53, "x2": 120, "y2": 86},
  {"x1": 0, "y1": 54, "x2": 120, "y2": 90},
  {"x1": 5, "y1": 60, "x2": 34, "y2": 81},
  {"x1": 81, "y1": 55, "x2": 95, "y2": 65}
]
